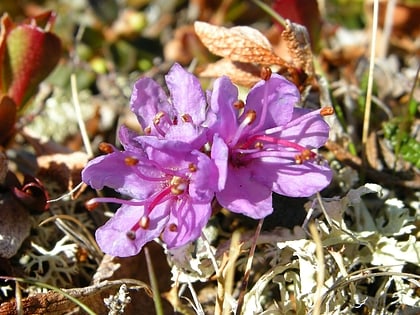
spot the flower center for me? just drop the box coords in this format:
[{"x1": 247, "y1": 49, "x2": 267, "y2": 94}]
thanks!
[
  {"x1": 126, "y1": 174, "x2": 189, "y2": 238},
  {"x1": 226, "y1": 74, "x2": 334, "y2": 169},
  {"x1": 85, "y1": 154, "x2": 196, "y2": 241}
]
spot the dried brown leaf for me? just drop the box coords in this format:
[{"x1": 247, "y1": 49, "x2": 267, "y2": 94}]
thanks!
[
  {"x1": 281, "y1": 20, "x2": 315, "y2": 78},
  {"x1": 366, "y1": 131, "x2": 383, "y2": 171},
  {"x1": 194, "y1": 21, "x2": 287, "y2": 66},
  {"x1": 37, "y1": 152, "x2": 88, "y2": 193},
  {"x1": 0, "y1": 280, "x2": 150, "y2": 315},
  {"x1": 199, "y1": 59, "x2": 261, "y2": 87}
]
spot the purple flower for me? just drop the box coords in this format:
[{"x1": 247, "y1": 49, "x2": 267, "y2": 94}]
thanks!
[
  {"x1": 81, "y1": 64, "x2": 218, "y2": 257},
  {"x1": 130, "y1": 62, "x2": 208, "y2": 148},
  {"x1": 207, "y1": 70, "x2": 333, "y2": 219}
]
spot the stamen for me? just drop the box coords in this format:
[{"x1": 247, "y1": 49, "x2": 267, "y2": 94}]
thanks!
[
  {"x1": 245, "y1": 110, "x2": 257, "y2": 124},
  {"x1": 139, "y1": 216, "x2": 150, "y2": 229},
  {"x1": 153, "y1": 111, "x2": 165, "y2": 125},
  {"x1": 85, "y1": 200, "x2": 99, "y2": 211},
  {"x1": 145, "y1": 186, "x2": 173, "y2": 215},
  {"x1": 181, "y1": 114, "x2": 192, "y2": 123},
  {"x1": 144, "y1": 126, "x2": 152, "y2": 135},
  {"x1": 189, "y1": 163, "x2": 197, "y2": 172},
  {"x1": 170, "y1": 176, "x2": 187, "y2": 195},
  {"x1": 248, "y1": 72, "x2": 270, "y2": 133},
  {"x1": 295, "y1": 149, "x2": 316, "y2": 164},
  {"x1": 254, "y1": 141, "x2": 264, "y2": 149},
  {"x1": 260, "y1": 67, "x2": 272, "y2": 81},
  {"x1": 302, "y1": 149, "x2": 315, "y2": 160},
  {"x1": 153, "y1": 111, "x2": 169, "y2": 137},
  {"x1": 124, "y1": 156, "x2": 139, "y2": 166},
  {"x1": 126, "y1": 231, "x2": 136, "y2": 240},
  {"x1": 320, "y1": 106, "x2": 334, "y2": 116},
  {"x1": 242, "y1": 134, "x2": 312, "y2": 154},
  {"x1": 169, "y1": 223, "x2": 177, "y2": 232},
  {"x1": 233, "y1": 100, "x2": 245, "y2": 109},
  {"x1": 265, "y1": 108, "x2": 328, "y2": 134},
  {"x1": 98, "y1": 142, "x2": 114, "y2": 154},
  {"x1": 85, "y1": 197, "x2": 147, "y2": 208},
  {"x1": 230, "y1": 110, "x2": 257, "y2": 147},
  {"x1": 132, "y1": 167, "x2": 168, "y2": 182}
]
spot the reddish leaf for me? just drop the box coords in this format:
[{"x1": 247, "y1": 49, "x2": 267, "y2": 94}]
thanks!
[
  {"x1": 0, "y1": 95, "x2": 16, "y2": 145},
  {"x1": 0, "y1": 13, "x2": 61, "y2": 108}
]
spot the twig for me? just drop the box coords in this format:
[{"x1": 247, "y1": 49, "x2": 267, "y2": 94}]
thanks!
[{"x1": 236, "y1": 218, "x2": 264, "y2": 315}]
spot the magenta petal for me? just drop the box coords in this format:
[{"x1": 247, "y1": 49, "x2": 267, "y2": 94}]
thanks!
[
  {"x1": 95, "y1": 204, "x2": 169, "y2": 257},
  {"x1": 162, "y1": 201, "x2": 211, "y2": 248},
  {"x1": 164, "y1": 123, "x2": 207, "y2": 148},
  {"x1": 165, "y1": 63, "x2": 207, "y2": 124},
  {"x1": 246, "y1": 74, "x2": 299, "y2": 128},
  {"x1": 257, "y1": 162, "x2": 333, "y2": 197},
  {"x1": 189, "y1": 151, "x2": 218, "y2": 201},
  {"x1": 216, "y1": 165, "x2": 273, "y2": 219},
  {"x1": 211, "y1": 134, "x2": 229, "y2": 191},
  {"x1": 118, "y1": 125, "x2": 147, "y2": 153},
  {"x1": 208, "y1": 76, "x2": 239, "y2": 140},
  {"x1": 130, "y1": 77, "x2": 172, "y2": 129},
  {"x1": 276, "y1": 108, "x2": 330, "y2": 148},
  {"x1": 81, "y1": 152, "x2": 158, "y2": 198}
]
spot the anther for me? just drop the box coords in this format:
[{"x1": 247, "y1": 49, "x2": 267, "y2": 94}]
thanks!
[
  {"x1": 171, "y1": 185, "x2": 186, "y2": 195},
  {"x1": 244, "y1": 110, "x2": 257, "y2": 125},
  {"x1": 302, "y1": 149, "x2": 315, "y2": 160},
  {"x1": 124, "y1": 156, "x2": 139, "y2": 166},
  {"x1": 260, "y1": 67, "x2": 272, "y2": 81},
  {"x1": 233, "y1": 100, "x2": 245, "y2": 109},
  {"x1": 98, "y1": 142, "x2": 114, "y2": 154},
  {"x1": 144, "y1": 126, "x2": 152, "y2": 135},
  {"x1": 320, "y1": 106, "x2": 334, "y2": 116},
  {"x1": 189, "y1": 163, "x2": 197, "y2": 172},
  {"x1": 126, "y1": 230, "x2": 136, "y2": 240},
  {"x1": 181, "y1": 114, "x2": 192, "y2": 123},
  {"x1": 295, "y1": 154, "x2": 303, "y2": 164},
  {"x1": 170, "y1": 176, "x2": 187, "y2": 195},
  {"x1": 85, "y1": 199, "x2": 99, "y2": 211},
  {"x1": 169, "y1": 223, "x2": 178, "y2": 232},
  {"x1": 254, "y1": 142, "x2": 264, "y2": 149},
  {"x1": 153, "y1": 111, "x2": 165, "y2": 125},
  {"x1": 139, "y1": 216, "x2": 150, "y2": 229}
]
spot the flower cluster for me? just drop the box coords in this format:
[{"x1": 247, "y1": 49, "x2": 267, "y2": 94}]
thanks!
[{"x1": 82, "y1": 63, "x2": 333, "y2": 257}]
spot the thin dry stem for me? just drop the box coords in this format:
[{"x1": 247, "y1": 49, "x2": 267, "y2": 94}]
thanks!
[
  {"x1": 309, "y1": 223, "x2": 325, "y2": 315},
  {"x1": 15, "y1": 281, "x2": 23, "y2": 315},
  {"x1": 145, "y1": 247, "x2": 164, "y2": 315},
  {"x1": 362, "y1": 0, "x2": 379, "y2": 164},
  {"x1": 71, "y1": 73, "x2": 93, "y2": 159},
  {"x1": 236, "y1": 218, "x2": 264, "y2": 315}
]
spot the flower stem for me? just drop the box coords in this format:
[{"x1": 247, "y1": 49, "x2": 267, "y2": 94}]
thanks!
[{"x1": 145, "y1": 247, "x2": 164, "y2": 315}]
